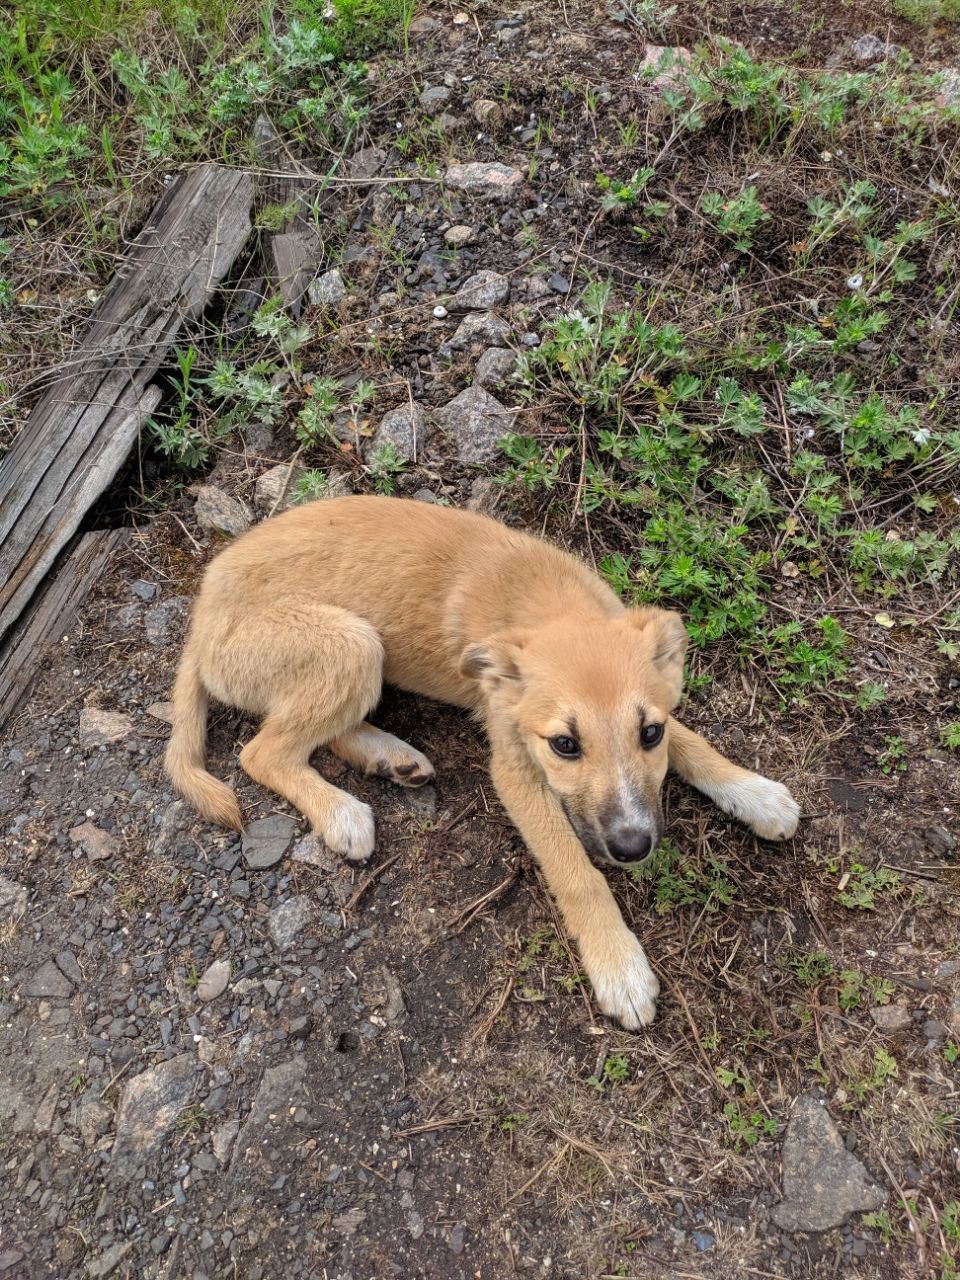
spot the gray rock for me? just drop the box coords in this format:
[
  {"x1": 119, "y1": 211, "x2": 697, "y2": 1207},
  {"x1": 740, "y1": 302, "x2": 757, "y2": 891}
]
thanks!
[
  {"x1": 475, "y1": 347, "x2": 516, "y2": 388},
  {"x1": 79, "y1": 1100, "x2": 113, "y2": 1147},
  {"x1": 407, "y1": 1210, "x2": 425, "y2": 1239},
  {"x1": 347, "y1": 145, "x2": 386, "y2": 181},
  {"x1": 146, "y1": 701, "x2": 175, "y2": 724},
  {"x1": 110, "y1": 1055, "x2": 197, "y2": 1178},
  {"x1": 153, "y1": 801, "x2": 194, "y2": 856},
  {"x1": 291, "y1": 835, "x2": 339, "y2": 871},
  {"x1": 254, "y1": 462, "x2": 305, "y2": 515},
  {"x1": 938, "y1": 68, "x2": 960, "y2": 108},
  {"x1": 268, "y1": 897, "x2": 313, "y2": 949},
  {"x1": 196, "y1": 959, "x2": 231, "y2": 1003},
  {"x1": 86, "y1": 1242, "x2": 134, "y2": 1278},
  {"x1": 447, "y1": 1222, "x2": 466, "y2": 1254},
  {"x1": 444, "y1": 162, "x2": 523, "y2": 200},
  {"x1": 772, "y1": 1092, "x2": 885, "y2": 1232},
  {"x1": 406, "y1": 13, "x2": 436, "y2": 40},
  {"x1": 434, "y1": 386, "x2": 517, "y2": 465},
  {"x1": 365, "y1": 403, "x2": 429, "y2": 463},
  {"x1": 68, "y1": 821, "x2": 118, "y2": 861},
  {"x1": 212, "y1": 1119, "x2": 240, "y2": 1164},
  {"x1": 525, "y1": 275, "x2": 552, "y2": 300},
  {"x1": 870, "y1": 1004, "x2": 912, "y2": 1034},
  {"x1": 454, "y1": 270, "x2": 509, "y2": 310},
  {"x1": 472, "y1": 98, "x2": 499, "y2": 123},
  {"x1": 548, "y1": 273, "x2": 570, "y2": 293},
  {"x1": 144, "y1": 597, "x2": 190, "y2": 647},
  {"x1": 241, "y1": 815, "x2": 297, "y2": 870},
  {"x1": 925, "y1": 824, "x2": 956, "y2": 856},
  {"x1": 421, "y1": 85, "x2": 451, "y2": 113},
  {"x1": 233, "y1": 1059, "x2": 308, "y2": 1163},
  {"x1": 401, "y1": 784, "x2": 437, "y2": 824},
  {"x1": 79, "y1": 708, "x2": 134, "y2": 749},
  {"x1": 22, "y1": 960, "x2": 74, "y2": 999},
  {"x1": 309, "y1": 268, "x2": 346, "y2": 307},
  {"x1": 465, "y1": 476, "x2": 502, "y2": 516},
  {"x1": 55, "y1": 950, "x2": 83, "y2": 987},
  {"x1": 195, "y1": 486, "x2": 252, "y2": 537},
  {"x1": 131, "y1": 580, "x2": 157, "y2": 601},
  {"x1": 852, "y1": 34, "x2": 900, "y2": 64},
  {"x1": 444, "y1": 225, "x2": 476, "y2": 247},
  {"x1": 0, "y1": 874, "x2": 27, "y2": 920},
  {"x1": 441, "y1": 311, "x2": 512, "y2": 355}
]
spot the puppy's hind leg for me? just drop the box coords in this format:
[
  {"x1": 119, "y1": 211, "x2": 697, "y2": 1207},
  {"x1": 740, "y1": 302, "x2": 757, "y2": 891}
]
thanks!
[
  {"x1": 329, "y1": 723, "x2": 435, "y2": 789},
  {"x1": 235, "y1": 605, "x2": 385, "y2": 862},
  {"x1": 668, "y1": 718, "x2": 800, "y2": 841}
]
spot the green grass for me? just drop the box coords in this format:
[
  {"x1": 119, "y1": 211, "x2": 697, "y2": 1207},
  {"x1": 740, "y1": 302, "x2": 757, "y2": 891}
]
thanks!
[{"x1": 492, "y1": 42, "x2": 959, "y2": 707}]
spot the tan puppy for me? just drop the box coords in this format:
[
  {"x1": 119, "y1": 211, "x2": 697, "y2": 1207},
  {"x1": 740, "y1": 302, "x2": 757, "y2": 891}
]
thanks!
[{"x1": 166, "y1": 495, "x2": 799, "y2": 1029}]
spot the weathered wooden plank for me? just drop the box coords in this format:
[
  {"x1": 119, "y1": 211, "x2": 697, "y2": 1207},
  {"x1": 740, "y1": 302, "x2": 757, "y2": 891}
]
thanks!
[
  {"x1": 254, "y1": 114, "x2": 323, "y2": 314},
  {"x1": 0, "y1": 163, "x2": 254, "y2": 648},
  {"x1": 0, "y1": 528, "x2": 130, "y2": 726}
]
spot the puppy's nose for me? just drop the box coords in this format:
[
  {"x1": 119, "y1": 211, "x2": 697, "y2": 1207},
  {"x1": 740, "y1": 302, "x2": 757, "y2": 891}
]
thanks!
[{"x1": 605, "y1": 829, "x2": 653, "y2": 864}]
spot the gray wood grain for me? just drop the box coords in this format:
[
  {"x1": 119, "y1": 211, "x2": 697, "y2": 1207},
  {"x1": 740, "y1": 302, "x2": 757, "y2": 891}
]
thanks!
[{"x1": 0, "y1": 163, "x2": 254, "y2": 647}]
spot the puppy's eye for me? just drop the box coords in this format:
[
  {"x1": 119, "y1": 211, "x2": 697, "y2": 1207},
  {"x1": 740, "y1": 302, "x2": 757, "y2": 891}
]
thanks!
[
  {"x1": 549, "y1": 735, "x2": 581, "y2": 759},
  {"x1": 640, "y1": 723, "x2": 664, "y2": 749}
]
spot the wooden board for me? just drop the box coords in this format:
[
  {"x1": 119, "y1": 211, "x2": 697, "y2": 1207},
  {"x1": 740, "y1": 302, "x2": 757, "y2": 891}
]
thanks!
[
  {"x1": 0, "y1": 528, "x2": 131, "y2": 726},
  {"x1": 0, "y1": 163, "x2": 254, "y2": 650}
]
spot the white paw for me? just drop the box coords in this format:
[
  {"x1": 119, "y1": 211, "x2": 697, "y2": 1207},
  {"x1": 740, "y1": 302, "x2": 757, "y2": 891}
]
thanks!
[
  {"x1": 715, "y1": 775, "x2": 800, "y2": 840},
  {"x1": 368, "y1": 736, "x2": 435, "y2": 789},
  {"x1": 585, "y1": 932, "x2": 660, "y2": 1031},
  {"x1": 320, "y1": 793, "x2": 376, "y2": 863}
]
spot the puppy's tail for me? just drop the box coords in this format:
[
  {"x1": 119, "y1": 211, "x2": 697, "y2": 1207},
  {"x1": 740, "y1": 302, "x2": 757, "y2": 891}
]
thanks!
[{"x1": 165, "y1": 655, "x2": 243, "y2": 831}]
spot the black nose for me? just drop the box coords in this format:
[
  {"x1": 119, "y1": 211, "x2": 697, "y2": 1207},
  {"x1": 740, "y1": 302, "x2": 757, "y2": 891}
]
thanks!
[{"x1": 606, "y1": 831, "x2": 653, "y2": 864}]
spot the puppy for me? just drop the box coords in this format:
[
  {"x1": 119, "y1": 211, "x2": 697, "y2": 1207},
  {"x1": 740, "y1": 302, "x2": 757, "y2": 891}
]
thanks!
[{"x1": 166, "y1": 495, "x2": 799, "y2": 1029}]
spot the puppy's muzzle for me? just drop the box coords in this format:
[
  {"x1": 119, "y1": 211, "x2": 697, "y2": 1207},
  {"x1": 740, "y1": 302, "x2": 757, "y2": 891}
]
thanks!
[{"x1": 604, "y1": 827, "x2": 654, "y2": 864}]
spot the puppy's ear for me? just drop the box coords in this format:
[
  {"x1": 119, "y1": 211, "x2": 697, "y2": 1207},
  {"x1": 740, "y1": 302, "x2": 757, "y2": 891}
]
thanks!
[
  {"x1": 626, "y1": 607, "x2": 688, "y2": 700},
  {"x1": 459, "y1": 631, "x2": 528, "y2": 690}
]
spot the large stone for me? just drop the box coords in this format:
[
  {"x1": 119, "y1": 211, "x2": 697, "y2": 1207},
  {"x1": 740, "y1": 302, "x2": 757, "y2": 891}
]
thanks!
[
  {"x1": 636, "y1": 43, "x2": 693, "y2": 93},
  {"x1": 233, "y1": 1059, "x2": 309, "y2": 1165},
  {"x1": 309, "y1": 268, "x2": 346, "y2": 307},
  {"x1": 475, "y1": 346, "x2": 516, "y2": 388},
  {"x1": 0, "y1": 874, "x2": 27, "y2": 920},
  {"x1": 434, "y1": 386, "x2": 517, "y2": 465},
  {"x1": 111, "y1": 1055, "x2": 197, "y2": 1178},
  {"x1": 22, "y1": 959, "x2": 74, "y2": 1000},
  {"x1": 444, "y1": 162, "x2": 523, "y2": 200},
  {"x1": 772, "y1": 1092, "x2": 885, "y2": 1232},
  {"x1": 195, "y1": 485, "x2": 252, "y2": 537},
  {"x1": 937, "y1": 68, "x2": 960, "y2": 108},
  {"x1": 365, "y1": 403, "x2": 429, "y2": 463},
  {"x1": 851, "y1": 34, "x2": 901, "y2": 65},
  {"x1": 196, "y1": 958, "x2": 231, "y2": 1003},
  {"x1": 254, "y1": 462, "x2": 306, "y2": 515},
  {"x1": 241, "y1": 815, "x2": 297, "y2": 870},
  {"x1": 79, "y1": 708, "x2": 133, "y2": 749},
  {"x1": 441, "y1": 311, "x2": 512, "y2": 355},
  {"x1": 348, "y1": 145, "x2": 386, "y2": 181},
  {"x1": 268, "y1": 896, "x2": 313, "y2": 949},
  {"x1": 454, "y1": 270, "x2": 509, "y2": 310},
  {"x1": 86, "y1": 1243, "x2": 134, "y2": 1278},
  {"x1": 444, "y1": 225, "x2": 476, "y2": 247},
  {"x1": 421, "y1": 85, "x2": 451, "y2": 114},
  {"x1": 870, "y1": 1005, "x2": 912, "y2": 1034},
  {"x1": 68, "y1": 821, "x2": 118, "y2": 862}
]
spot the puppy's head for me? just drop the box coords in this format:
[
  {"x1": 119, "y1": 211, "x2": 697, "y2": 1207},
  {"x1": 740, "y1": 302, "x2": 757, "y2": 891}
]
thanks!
[{"x1": 460, "y1": 608, "x2": 687, "y2": 869}]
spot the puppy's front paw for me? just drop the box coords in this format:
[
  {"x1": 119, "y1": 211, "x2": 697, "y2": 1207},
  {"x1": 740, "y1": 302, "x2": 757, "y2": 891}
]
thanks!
[
  {"x1": 585, "y1": 932, "x2": 660, "y2": 1031},
  {"x1": 320, "y1": 793, "x2": 376, "y2": 863},
  {"x1": 738, "y1": 776, "x2": 800, "y2": 840}
]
